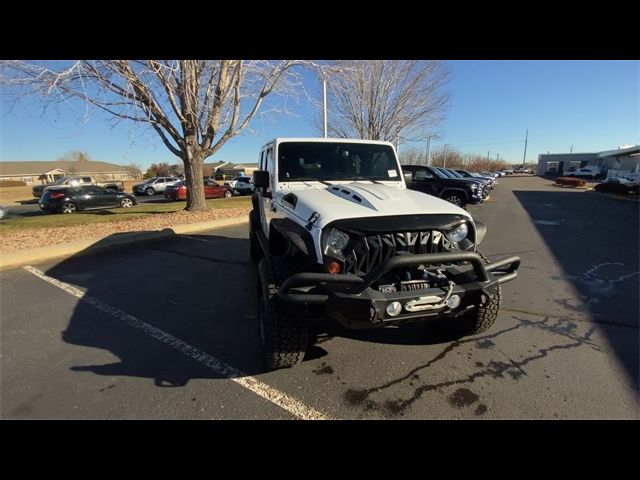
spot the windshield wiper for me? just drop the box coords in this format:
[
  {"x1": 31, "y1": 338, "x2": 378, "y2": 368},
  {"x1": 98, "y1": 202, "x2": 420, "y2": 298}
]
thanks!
[
  {"x1": 291, "y1": 177, "x2": 333, "y2": 186},
  {"x1": 349, "y1": 176, "x2": 383, "y2": 184}
]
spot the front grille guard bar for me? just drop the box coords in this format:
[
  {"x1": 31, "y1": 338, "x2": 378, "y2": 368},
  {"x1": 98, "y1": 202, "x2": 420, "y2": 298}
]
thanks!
[{"x1": 278, "y1": 252, "x2": 521, "y2": 304}]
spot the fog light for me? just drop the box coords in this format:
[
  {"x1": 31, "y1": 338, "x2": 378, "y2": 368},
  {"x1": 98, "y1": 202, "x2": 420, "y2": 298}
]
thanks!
[
  {"x1": 446, "y1": 295, "x2": 461, "y2": 309},
  {"x1": 386, "y1": 301, "x2": 402, "y2": 317}
]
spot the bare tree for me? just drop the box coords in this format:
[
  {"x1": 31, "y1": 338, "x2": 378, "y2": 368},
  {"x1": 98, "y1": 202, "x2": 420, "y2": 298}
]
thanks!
[
  {"x1": 320, "y1": 60, "x2": 450, "y2": 142},
  {"x1": 126, "y1": 162, "x2": 143, "y2": 179},
  {"x1": 1, "y1": 60, "x2": 318, "y2": 211},
  {"x1": 57, "y1": 150, "x2": 92, "y2": 174},
  {"x1": 399, "y1": 147, "x2": 427, "y2": 166}
]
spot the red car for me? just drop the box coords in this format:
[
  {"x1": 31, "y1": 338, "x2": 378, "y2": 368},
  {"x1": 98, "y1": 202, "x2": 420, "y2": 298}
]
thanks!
[{"x1": 164, "y1": 180, "x2": 234, "y2": 201}]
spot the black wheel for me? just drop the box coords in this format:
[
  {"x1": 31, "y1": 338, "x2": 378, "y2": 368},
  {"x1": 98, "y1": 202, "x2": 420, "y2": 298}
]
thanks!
[
  {"x1": 145, "y1": 187, "x2": 155, "y2": 196},
  {"x1": 442, "y1": 192, "x2": 465, "y2": 207},
  {"x1": 120, "y1": 197, "x2": 134, "y2": 208},
  {"x1": 249, "y1": 210, "x2": 264, "y2": 262},
  {"x1": 257, "y1": 255, "x2": 309, "y2": 369},
  {"x1": 61, "y1": 202, "x2": 77, "y2": 214},
  {"x1": 224, "y1": 190, "x2": 233, "y2": 198},
  {"x1": 457, "y1": 253, "x2": 501, "y2": 335}
]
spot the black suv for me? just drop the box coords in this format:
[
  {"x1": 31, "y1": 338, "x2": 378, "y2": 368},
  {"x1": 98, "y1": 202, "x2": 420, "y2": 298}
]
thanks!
[
  {"x1": 39, "y1": 186, "x2": 138, "y2": 214},
  {"x1": 402, "y1": 165, "x2": 484, "y2": 207}
]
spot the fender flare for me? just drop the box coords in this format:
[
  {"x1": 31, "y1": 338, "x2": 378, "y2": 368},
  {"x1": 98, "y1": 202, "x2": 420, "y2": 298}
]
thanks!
[{"x1": 270, "y1": 217, "x2": 318, "y2": 263}]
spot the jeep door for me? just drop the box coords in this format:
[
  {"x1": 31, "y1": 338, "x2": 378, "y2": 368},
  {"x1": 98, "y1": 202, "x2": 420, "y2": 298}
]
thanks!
[{"x1": 257, "y1": 145, "x2": 276, "y2": 237}]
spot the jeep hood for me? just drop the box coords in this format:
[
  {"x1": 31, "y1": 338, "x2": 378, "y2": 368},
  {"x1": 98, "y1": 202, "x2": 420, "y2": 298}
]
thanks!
[{"x1": 276, "y1": 182, "x2": 471, "y2": 229}]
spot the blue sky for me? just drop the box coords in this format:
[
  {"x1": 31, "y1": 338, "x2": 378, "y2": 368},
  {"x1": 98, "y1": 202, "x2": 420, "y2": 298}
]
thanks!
[{"x1": 1, "y1": 60, "x2": 638, "y2": 167}]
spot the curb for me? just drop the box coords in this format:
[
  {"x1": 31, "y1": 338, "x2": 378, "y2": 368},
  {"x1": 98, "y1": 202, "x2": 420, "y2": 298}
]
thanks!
[
  {"x1": 0, "y1": 216, "x2": 248, "y2": 271},
  {"x1": 584, "y1": 189, "x2": 640, "y2": 203}
]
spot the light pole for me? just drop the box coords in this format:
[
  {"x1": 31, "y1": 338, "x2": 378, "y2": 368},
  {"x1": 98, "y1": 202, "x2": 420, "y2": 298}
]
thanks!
[
  {"x1": 322, "y1": 78, "x2": 327, "y2": 138},
  {"x1": 443, "y1": 144, "x2": 451, "y2": 168},
  {"x1": 425, "y1": 134, "x2": 437, "y2": 166}
]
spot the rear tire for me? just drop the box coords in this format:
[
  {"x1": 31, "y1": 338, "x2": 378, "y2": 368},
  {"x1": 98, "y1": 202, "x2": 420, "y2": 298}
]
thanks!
[
  {"x1": 257, "y1": 255, "x2": 309, "y2": 369},
  {"x1": 120, "y1": 198, "x2": 133, "y2": 208},
  {"x1": 224, "y1": 190, "x2": 233, "y2": 198}
]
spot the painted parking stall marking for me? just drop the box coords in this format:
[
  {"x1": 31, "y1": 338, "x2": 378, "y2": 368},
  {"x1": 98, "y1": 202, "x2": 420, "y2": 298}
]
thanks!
[{"x1": 23, "y1": 265, "x2": 335, "y2": 421}]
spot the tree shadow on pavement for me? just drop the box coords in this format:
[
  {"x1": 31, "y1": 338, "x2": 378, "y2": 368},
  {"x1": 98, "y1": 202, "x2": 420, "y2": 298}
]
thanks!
[
  {"x1": 46, "y1": 230, "x2": 266, "y2": 388},
  {"x1": 512, "y1": 189, "x2": 639, "y2": 391}
]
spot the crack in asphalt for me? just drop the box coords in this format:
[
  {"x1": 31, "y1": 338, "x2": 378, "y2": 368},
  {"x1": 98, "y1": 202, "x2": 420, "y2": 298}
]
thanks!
[
  {"x1": 501, "y1": 307, "x2": 638, "y2": 330},
  {"x1": 343, "y1": 316, "x2": 604, "y2": 417}
]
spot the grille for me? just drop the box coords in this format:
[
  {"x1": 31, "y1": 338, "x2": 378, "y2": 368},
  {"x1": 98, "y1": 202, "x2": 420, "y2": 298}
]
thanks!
[{"x1": 343, "y1": 230, "x2": 456, "y2": 275}]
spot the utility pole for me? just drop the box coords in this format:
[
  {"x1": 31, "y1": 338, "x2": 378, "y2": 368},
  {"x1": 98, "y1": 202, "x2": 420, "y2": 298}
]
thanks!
[
  {"x1": 487, "y1": 150, "x2": 490, "y2": 162},
  {"x1": 322, "y1": 79, "x2": 327, "y2": 138},
  {"x1": 443, "y1": 144, "x2": 450, "y2": 168},
  {"x1": 497, "y1": 153, "x2": 500, "y2": 162},
  {"x1": 570, "y1": 144, "x2": 573, "y2": 153},
  {"x1": 425, "y1": 135, "x2": 436, "y2": 166},
  {"x1": 522, "y1": 129, "x2": 528, "y2": 168}
]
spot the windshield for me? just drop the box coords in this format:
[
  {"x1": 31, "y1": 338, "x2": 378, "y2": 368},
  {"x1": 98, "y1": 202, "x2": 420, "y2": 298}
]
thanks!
[
  {"x1": 436, "y1": 167, "x2": 457, "y2": 179},
  {"x1": 54, "y1": 176, "x2": 71, "y2": 184},
  {"x1": 277, "y1": 142, "x2": 400, "y2": 182},
  {"x1": 144, "y1": 177, "x2": 158, "y2": 183},
  {"x1": 446, "y1": 169, "x2": 464, "y2": 179}
]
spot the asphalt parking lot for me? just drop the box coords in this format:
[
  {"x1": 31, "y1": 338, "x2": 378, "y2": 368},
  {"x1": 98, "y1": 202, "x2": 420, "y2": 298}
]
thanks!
[{"x1": 1, "y1": 176, "x2": 638, "y2": 419}]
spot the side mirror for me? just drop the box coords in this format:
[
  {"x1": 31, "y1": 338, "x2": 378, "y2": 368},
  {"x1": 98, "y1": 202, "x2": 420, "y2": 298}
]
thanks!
[
  {"x1": 403, "y1": 172, "x2": 413, "y2": 185},
  {"x1": 253, "y1": 170, "x2": 270, "y2": 189}
]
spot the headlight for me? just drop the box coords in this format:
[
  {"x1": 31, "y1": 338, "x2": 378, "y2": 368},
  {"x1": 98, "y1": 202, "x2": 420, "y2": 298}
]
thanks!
[
  {"x1": 470, "y1": 183, "x2": 477, "y2": 190},
  {"x1": 323, "y1": 228, "x2": 350, "y2": 255},
  {"x1": 448, "y1": 223, "x2": 468, "y2": 242}
]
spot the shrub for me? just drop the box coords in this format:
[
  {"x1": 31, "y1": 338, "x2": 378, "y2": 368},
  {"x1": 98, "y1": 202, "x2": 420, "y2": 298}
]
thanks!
[
  {"x1": 0, "y1": 180, "x2": 27, "y2": 187},
  {"x1": 555, "y1": 177, "x2": 587, "y2": 187}
]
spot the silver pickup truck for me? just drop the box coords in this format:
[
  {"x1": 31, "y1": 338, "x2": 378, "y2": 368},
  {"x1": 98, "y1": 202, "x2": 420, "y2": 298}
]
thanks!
[{"x1": 32, "y1": 176, "x2": 125, "y2": 198}]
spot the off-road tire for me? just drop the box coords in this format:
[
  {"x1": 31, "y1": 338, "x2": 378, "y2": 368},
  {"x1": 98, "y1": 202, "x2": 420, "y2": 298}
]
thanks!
[
  {"x1": 458, "y1": 252, "x2": 501, "y2": 335},
  {"x1": 249, "y1": 210, "x2": 264, "y2": 262},
  {"x1": 257, "y1": 255, "x2": 309, "y2": 369}
]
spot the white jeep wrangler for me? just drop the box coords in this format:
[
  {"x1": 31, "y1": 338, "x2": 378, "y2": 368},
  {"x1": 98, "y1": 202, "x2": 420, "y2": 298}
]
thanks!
[{"x1": 249, "y1": 138, "x2": 520, "y2": 369}]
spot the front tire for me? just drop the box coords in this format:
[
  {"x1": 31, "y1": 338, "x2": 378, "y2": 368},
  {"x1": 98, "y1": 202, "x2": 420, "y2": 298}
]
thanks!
[
  {"x1": 61, "y1": 202, "x2": 77, "y2": 214},
  {"x1": 224, "y1": 190, "x2": 233, "y2": 198},
  {"x1": 145, "y1": 187, "x2": 155, "y2": 196},
  {"x1": 249, "y1": 210, "x2": 264, "y2": 262},
  {"x1": 120, "y1": 198, "x2": 134, "y2": 208},
  {"x1": 457, "y1": 253, "x2": 501, "y2": 335},
  {"x1": 257, "y1": 256, "x2": 309, "y2": 369},
  {"x1": 442, "y1": 192, "x2": 466, "y2": 207}
]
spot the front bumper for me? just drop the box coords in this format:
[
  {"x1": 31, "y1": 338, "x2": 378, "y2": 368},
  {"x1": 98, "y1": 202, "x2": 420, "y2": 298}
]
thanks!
[{"x1": 277, "y1": 252, "x2": 520, "y2": 328}]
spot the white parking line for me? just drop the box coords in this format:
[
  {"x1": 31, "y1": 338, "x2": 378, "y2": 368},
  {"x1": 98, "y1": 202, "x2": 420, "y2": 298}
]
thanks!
[{"x1": 23, "y1": 265, "x2": 335, "y2": 421}]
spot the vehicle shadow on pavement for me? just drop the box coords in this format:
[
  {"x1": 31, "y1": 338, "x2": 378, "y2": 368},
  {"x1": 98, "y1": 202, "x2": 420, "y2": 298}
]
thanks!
[
  {"x1": 513, "y1": 190, "x2": 639, "y2": 391},
  {"x1": 46, "y1": 230, "x2": 267, "y2": 387}
]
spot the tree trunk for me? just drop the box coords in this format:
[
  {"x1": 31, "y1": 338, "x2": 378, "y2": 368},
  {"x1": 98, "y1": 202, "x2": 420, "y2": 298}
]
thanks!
[{"x1": 183, "y1": 149, "x2": 208, "y2": 212}]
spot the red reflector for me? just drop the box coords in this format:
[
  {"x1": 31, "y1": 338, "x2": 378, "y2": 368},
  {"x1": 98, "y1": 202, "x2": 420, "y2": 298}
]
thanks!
[
  {"x1": 49, "y1": 192, "x2": 65, "y2": 198},
  {"x1": 327, "y1": 262, "x2": 341, "y2": 274}
]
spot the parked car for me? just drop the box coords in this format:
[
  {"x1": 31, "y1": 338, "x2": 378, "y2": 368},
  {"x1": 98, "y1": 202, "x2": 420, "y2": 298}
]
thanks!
[
  {"x1": 402, "y1": 165, "x2": 484, "y2": 207},
  {"x1": 32, "y1": 175, "x2": 124, "y2": 198},
  {"x1": 0, "y1": 205, "x2": 8, "y2": 220},
  {"x1": 233, "y1": 176, "x2": 255, "y2": 195},
  {"x1": 501, "y1": 169, "x2": 514, "y2": 175},
  {"x1": 132, "y1": 176, "x2": 181, "y2": 196},
  {"x1": 564, "y1": 166, "x2": 601, "y2": 179},
  {"x1": 455, "y1": 170, "x2": 494, "y2": 190},
  {"x1": 224, "y1": 175, "x2": 251, "y2": 190},
  {"x1": 39, "y1": 185, "x2": 137, "y2": 213},
  {"x1": 164, "y1": 180, "x2": 234, "y2": 201}
]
